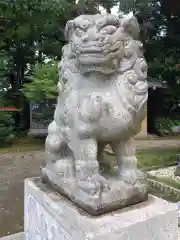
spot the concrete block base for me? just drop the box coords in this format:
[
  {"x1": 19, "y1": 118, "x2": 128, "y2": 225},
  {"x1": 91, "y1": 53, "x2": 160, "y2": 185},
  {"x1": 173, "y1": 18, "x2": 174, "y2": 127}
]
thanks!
[
  {"x1": 178, "y1": 201, "x2": 180, "y2": 226},
  {"x1": 0, "y1": 233, "x2": 24, "y2": 240},
  {"x1": 24, "y1": 178, "x2": 179, "y2": 240}
]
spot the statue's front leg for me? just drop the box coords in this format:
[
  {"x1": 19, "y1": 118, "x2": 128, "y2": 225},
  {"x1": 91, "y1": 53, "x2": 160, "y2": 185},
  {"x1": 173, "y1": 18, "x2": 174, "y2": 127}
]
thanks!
[
  {"x1": 111, "y1": 139, "x2": 147, "y2": 185},
  {"x1": 73, "y1": 139, "x2": 109, "y2": 196}
]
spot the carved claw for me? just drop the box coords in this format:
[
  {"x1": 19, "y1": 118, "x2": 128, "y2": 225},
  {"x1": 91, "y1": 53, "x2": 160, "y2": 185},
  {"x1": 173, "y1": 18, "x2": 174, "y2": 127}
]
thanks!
[
  {"x1": 77, "y1": 174, "x2": 110, "y2": 197},
  {"x1": 90, "y1": 174, "x2": 110, "y2": 191},
  {"x1": 118, "y1": 169, "x2": 147, "y2": 185}
]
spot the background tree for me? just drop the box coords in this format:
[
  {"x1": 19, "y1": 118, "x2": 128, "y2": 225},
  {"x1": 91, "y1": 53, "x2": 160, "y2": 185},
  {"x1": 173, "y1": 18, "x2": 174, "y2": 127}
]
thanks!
[
  {"x1": 1, "y1": 0, "x2": 78, "y2": 132},
  {"x1": 120, "y1": 0, "x2": 180, "y2": 117},
  {"x1": 21, "y1": 60, "x2": 59, "y2": 124},
  {"x1": 4, "y1": 0, "x2": 180, "y2": 135},
  {"x1": 21, "y1": 60, "x2": 59, "y2": 101},
  {"x1": 0, "y1": 51, "x2": 14, "y2": 145},
  {"x1": 75, "y1": 0, "x2": 120, "y2": 14}
]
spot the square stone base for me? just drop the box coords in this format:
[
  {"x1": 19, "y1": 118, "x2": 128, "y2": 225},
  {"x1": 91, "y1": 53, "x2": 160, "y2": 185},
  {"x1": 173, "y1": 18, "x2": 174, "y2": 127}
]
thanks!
[
  {"x1": 0, "y1": 233, "x2": 24, "y2": 240},
  {"x1": 178, "y1": 201, "x2": 180, "y2": 226},
  {"x1": 25, "y1": 178, "x2": 179, "y2": 240}
]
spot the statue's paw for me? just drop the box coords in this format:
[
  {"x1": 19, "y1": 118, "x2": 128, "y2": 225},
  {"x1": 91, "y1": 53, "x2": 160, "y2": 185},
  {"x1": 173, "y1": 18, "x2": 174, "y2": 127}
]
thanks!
[
  {"x1": 118, "y1": 169, "x2": 147, "y2": 185},
  {"x1": 90, "y1": 174, "x2": 110, "y2": 192},
  {"x1": 77, "y1": 174, "x2": 110, "y2": 196}
]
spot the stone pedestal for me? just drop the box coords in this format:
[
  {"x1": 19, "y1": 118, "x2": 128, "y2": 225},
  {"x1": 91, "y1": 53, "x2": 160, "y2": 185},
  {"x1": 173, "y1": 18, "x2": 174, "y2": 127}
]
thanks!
[
  {"x1": 178, "y1": 201, "x2": 180, "y2": 226},
  {"x1": 25, "y1": 178, "x2": 179, "y2": 240},
  {"x1": 0, "y1": 233, "x2": 24, "y2": 240}
]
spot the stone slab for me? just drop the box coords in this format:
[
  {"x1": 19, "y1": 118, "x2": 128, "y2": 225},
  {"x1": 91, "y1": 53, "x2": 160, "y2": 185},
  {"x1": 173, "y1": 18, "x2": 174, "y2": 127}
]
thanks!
[
  {"x1": 3, "y1": 231, "x2": 180, "y2": 240},
  {"x1": 0, "y1": 233, "x2": 24, "y2": 240},
  {"x1": 24, "y1": 177, "x2": 179, "y2": 240},
  {"x1": 42, "y1": 166, "x2": 148, "y2": 216},
  {"x1": 178, "y1": 201, "x2": 180, "y2": 226}
]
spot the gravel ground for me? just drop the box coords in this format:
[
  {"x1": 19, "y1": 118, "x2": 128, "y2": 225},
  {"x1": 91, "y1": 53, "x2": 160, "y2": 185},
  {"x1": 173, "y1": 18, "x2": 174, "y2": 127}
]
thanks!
[
  {"x1": 0, "y1": 151, "x2": 45, "y2": 237},
  {"x1": 106, "y1": 139, "x2": 180, "y2": 152}
]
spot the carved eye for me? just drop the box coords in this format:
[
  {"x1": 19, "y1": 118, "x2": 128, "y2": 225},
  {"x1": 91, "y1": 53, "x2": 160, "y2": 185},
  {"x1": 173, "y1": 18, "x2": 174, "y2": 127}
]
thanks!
[
  {"x1": 75, "y1": 28, "x2": 84, "y2": 37},
  {"x1": 80, "y1": 20, "x2": 90, "y2": 30}
]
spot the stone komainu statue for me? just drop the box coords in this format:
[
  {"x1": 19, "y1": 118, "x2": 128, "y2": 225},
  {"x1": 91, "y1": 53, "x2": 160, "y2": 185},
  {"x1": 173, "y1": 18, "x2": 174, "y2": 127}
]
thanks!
[{"x1": 42, "y1": 14, "x2": 149, "y2": 215}]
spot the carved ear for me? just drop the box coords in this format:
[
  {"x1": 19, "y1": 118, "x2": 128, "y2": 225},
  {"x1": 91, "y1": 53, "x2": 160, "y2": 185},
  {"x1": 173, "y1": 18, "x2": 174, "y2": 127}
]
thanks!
[
  {"x1": 121, "y1": 15, "x2": 140, "y2": 39},
  {"x1": 64, "y1": 20, "x2": 74, "y2": 41}
]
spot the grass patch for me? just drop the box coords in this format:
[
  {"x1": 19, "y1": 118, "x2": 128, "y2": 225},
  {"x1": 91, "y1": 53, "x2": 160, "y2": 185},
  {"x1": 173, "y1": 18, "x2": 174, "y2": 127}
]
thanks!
[
  {"x1": 103, "y1": 150, "x2": 178, "y2": 171},
  {"x1": 0, "y1": 136, "x2": 179, "y2": 172},
  {"x1": 102, "y1": 151, "x2": 180, "y2": 202},
  {"x1": 137, "y1": 151, "x2": 178, "y2": 170}
]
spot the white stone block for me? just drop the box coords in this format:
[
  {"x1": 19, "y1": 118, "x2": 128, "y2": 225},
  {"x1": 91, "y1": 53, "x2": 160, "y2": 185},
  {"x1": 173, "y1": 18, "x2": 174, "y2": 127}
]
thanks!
[
  {"x1": 24, "y1": 178, "x2": 179, "y2": 240},
  {"x1": 0, "y1": 233, "x2": 24, "y2": 240},
  {"x1": 178, "y1": 201, "x2": 180, "y2": 226}
]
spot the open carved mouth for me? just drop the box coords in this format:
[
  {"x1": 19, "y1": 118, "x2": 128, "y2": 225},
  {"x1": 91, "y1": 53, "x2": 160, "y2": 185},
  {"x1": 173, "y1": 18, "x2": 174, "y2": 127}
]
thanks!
[{"x1": 74, "y1": 40, "x2": 123, "y2": 56}]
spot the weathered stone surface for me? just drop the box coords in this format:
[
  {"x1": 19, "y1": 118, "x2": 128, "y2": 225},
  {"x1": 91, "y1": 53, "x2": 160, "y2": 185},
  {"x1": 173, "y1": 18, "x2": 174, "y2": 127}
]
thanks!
[
  {"x1": 25, "y1": 178, "x2": 179, "y2": 240},
  {"x1": 178, "y1": 201, "x2": 180, "y2": 226},
  {"x1": 42, "y1": 13, "x2": 149, "y2": 215},
  {"x1": 42, "y1": 167, "x2": 147, "y2": 215},
  {"x1": 0, "y1": 233, "x2": 24, "y2": 240}
]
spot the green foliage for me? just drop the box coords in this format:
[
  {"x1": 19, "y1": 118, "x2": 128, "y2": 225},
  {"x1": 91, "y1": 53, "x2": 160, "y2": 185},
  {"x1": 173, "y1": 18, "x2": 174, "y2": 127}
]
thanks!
[
  {"x1": 31, "y1": 100, "x2": 56, "y2": 124},
  {"x1": 1, "y1": 0, "x2": 121, "y2": 135},
  {"x1": 75, "y1": 0, "x2": 120, "y2": 14},
  {"x1": 155, "y1": 117, "x2": 180, "y2": 136},
  {"x1": 0, "y1": 111, "x2": 14, "y2": 147},
  {"x1": 0, "y1": 50, "x2": 15, "y2": 146},
  {"x1": 98, "y1": 0, "x2": 120, "y2": 13},
  {"x1": 0, "y1": 51, "x2": 12, "y2": 104},
  {"x1": 21, "y1": 60, "x2": 59, "y2": 100},
  {"x1": 119, "y1": 0, "x2": 136, "y2": 13},
  {"x1": 120, "y1": 0, "x2": 180, "y2": 115},
  {"x1": 21, "y1": 61, "x2": 58, "y2": 124},
  {"x1": 1, "y1": 0, "x2": 78, "y2": 132}
]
